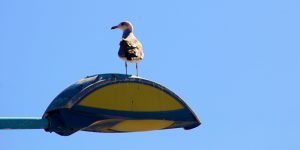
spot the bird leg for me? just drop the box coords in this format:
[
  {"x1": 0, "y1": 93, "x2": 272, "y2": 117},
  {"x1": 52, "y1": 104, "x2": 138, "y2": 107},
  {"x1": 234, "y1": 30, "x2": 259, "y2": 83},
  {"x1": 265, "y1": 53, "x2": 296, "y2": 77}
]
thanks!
[
  {"x1": 136, "y1": 63, "x2": 138, "y2": 76},
  {"x1": 125, "y1": 62, "x2": 128, "y2": 75}
]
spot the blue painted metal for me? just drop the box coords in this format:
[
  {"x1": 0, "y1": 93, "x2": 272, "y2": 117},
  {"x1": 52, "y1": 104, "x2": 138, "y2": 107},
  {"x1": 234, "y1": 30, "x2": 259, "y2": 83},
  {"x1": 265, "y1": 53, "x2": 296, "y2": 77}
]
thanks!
[
  {"x1": 0, "y1": 117, "x2": 48, "y2": 129},
  {"x1": 0, "y1": 73, "x2": 201, "y2": 136},
  {"x1": 43, "y1": 73, "x2": 201, "y2": 136}
]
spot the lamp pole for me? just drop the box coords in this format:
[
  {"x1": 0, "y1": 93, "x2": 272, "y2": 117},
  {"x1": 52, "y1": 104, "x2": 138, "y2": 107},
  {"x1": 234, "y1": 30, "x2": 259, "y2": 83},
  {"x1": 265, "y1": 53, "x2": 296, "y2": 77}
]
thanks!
[{"x1": 0, "y1": 117, "x2": 48, "y2": 129}]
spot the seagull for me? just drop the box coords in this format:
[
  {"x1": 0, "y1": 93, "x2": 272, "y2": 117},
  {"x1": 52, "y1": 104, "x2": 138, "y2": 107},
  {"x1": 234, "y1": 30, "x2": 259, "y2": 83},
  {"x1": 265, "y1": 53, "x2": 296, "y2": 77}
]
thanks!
[{"x1": 111, "y1": 21, "x2": 144, "y2": 76}]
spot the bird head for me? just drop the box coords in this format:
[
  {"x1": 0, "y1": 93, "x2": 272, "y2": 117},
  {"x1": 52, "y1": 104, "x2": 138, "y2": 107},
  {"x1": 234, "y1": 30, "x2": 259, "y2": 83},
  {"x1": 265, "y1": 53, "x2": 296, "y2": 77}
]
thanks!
[{"x1": 111, "y1": 21, "x2": 134, "y2": 31}]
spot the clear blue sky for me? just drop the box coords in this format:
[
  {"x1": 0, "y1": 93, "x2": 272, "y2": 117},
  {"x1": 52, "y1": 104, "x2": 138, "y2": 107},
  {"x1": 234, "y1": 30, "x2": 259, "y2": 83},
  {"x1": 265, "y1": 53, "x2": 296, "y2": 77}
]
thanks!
[{"x1": 1, "y1": 0, "x2": 299, "y2": 149}]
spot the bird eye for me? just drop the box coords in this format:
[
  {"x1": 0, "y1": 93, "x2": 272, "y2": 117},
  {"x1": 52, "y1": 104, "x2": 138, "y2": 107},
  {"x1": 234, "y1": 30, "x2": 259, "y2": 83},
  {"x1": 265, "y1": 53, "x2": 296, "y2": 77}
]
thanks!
[{"x1": 120, "y1": 22, "x2": 125, "y2": 26}]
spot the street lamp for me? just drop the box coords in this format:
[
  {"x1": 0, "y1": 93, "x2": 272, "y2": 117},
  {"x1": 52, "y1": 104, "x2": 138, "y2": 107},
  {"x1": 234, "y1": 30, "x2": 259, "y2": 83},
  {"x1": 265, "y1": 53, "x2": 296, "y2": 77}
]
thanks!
[{"x1": 0, "y1": 74, "x2": 201, "y2": 136}]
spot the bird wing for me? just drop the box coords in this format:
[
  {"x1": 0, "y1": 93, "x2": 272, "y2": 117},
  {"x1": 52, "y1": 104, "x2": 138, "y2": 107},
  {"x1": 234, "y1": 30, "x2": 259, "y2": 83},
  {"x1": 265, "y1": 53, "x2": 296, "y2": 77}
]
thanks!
[{"x1": 119, "y1": 38, "x2": 143, "y2": 60}]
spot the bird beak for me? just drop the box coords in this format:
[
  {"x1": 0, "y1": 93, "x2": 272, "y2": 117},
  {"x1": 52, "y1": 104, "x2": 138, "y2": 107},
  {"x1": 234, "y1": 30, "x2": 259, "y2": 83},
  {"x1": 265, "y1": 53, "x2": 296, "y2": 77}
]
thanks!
[{"x1": 111, "y1": 25, "x2": 118, "y2": 30}]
